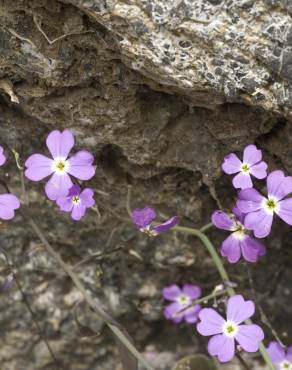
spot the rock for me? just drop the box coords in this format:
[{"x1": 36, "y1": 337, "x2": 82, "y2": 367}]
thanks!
[{"x1": 0, "y1": 1, "x2": 291, "y2": 369}]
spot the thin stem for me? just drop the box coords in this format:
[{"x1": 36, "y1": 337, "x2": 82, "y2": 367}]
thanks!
[
  {"x1": 174, "y1": 225, "x2": 235, "y2": 296},
  {"x1": 28, "y1": 218, "x2": 155, "y2": 370},
  {"x1": 246, "y1": 264, "x2": 284, "y2": 347},
  {"x1": 174, "y1": 225, "x2": 275, "y2": 370},
  {"x1": 72, "y1": 246, "x2": 123, "y2": 270},
  {"x1": 126, "y1": 185, "x2": 132, "y2": 217},
  {"x1": 14, "y1": 155, "x2": 153, "y2": 369},
  {"x1": 177, "y1": 289, "x2": 228, "y2": 315},
  {"x1": 199, "y1": 223, "x2": 213, "y2": 233}
]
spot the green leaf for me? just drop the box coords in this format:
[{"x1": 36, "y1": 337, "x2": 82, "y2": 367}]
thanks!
[{"x1": 172, "y1": 354, "x2": 218, "y2": 370}]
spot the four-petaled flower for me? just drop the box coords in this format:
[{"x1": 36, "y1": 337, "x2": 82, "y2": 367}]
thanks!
[
  {"x1": 131, "y1": 207, "x2": 178, "y2": 236},
  {"x1": 162, "y1": 284, "x2": 202, "y2": 324},
  {"x1": 0, "y1": 146, "x2": 6, "y2": 166},
  {"x1": 56, "y1": 185, "x2": 95, "y2": 221},
  {"x1": 197, "y1": 295, "x2": 264, "y2": 363},
  {"x1": 0, "y1": 194, "x2": 20, "y2": 220},
  {"x1": 222, "y1": 144, "x2": 267, "y2": 189},
  {"x1": 237, "y1": 170, "x2": 292, "y2": 238},
  {"x1": 25, "y1": 129, "x2": 95, "y2": 200},
  {"x1": 267, "y1": 341, "x2": 292, "y2": 370},
  {"x1": 212, "y1": 207, "x2": 266, "y2": 263}
]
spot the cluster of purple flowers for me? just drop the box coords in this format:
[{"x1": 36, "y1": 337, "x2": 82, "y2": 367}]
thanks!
[
  {"x1": 0, "y1": 127, "x2": 288, "y2": 367},
  {"x1": 0, "y1": 147, "x2": 20, "y2": 220},
  {"x1": 130, "y1": 145, "x2": 292, "y2": 365},
  {"x1": 130, "y1": 207, "x2": 268, "y2": 364},
  {"x1": 213, "y1": 144, "x2": 292, "y2": 264},
  {"x1": 25, "y1": 130, "x2": 96, "y2": 220}
]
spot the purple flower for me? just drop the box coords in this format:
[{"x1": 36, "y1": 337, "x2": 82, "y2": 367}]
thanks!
[
  {"x1": 0, "y1": 194, "x2": 20, "y2": 220},
  {"x1": 0, "y1": 146, "x2": 6, "y2": 166},
  {"x1": 131, "y1": 207, "x2": 178, "y2": 236},
  {"x1": 56, "y1": 185, "x2": 95, "y2": 221},
  {"x1": 211, "y1": 207, "x2": 266, "y2": 263},
  {"x1": 162, "y1": 284, "x2": 202, "y2": 324},
  {"x1": 222, "y1": 144, "x2": 267, "y2": 189},
  {"x1": 267, "y1": 341, "x2": 292, "y2": 370},
  {"x1": 197, "y1": 295, "x2": 264, "y2": 363},
  {"x1": 237, "y1": 170, "x2": 292, "y2": 238},
  {"x1": 25, "y1": 130, "x2": 95, "y2": 200}
]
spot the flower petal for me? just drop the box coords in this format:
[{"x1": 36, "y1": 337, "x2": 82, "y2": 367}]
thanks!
[
  {"x1": 152, "y1": 215, "x2": 178, "y2": 234},
  {"x1": 232, "y1": 206, "x2": 245, "y2": 223},
  {"x1": 243, "y1": 144, "x2": 262, "y2": 165},
  {"x1": 244, "y1": 209, "x2": 273, "y2": 238},
  {"x1": 71, "y1": 204, "x2": 87, "y2": 221},
  {"x1": 232, "y1": 172, "x2": 253, "y2": 190},
  {"x1": 267, "y1": 341, "x2": 286, "y2": 363},
  {"x1": 182, "y1": 284, "x2": 201, "y2": 299},
  {"x1": 46, "y1": 129, "x2": 74, "y2": 159},
  {"x1": 184, "y1": 305, "x2": 201, "y2": 324},
  {"x1": 237, "y1": 188, "x2": 264, "y2": 213},
  {"x1": 212, "y1": 210, "x2": 236, "y2": 231},
  {"x1": 80, "y1": 188, "x2": 95, "y2": 208},
  {"x1": 56, "y1": 196, "x2": 73, "y2": 212},
  {"x1": 276, "y1": 198, "x2": 292, "y2": 226},
  {"x1": 221, "y1": 234, "x2": 241, "y2": 263},
  {"x1": 24, "y1": 154, "x2": 54, "y2": 181},
  {"x1": 208, "y1": 334, "x2": 235, "y2": 363},
  {"x1": 287, "y1": 345, "x2": 292, "y2": 357},
  {"x1": 67, "y1": 150, "x2": 95, "y2": 180},
  {"x1": 163, "y1": 302, "x2": 184, "y2": 323},
  {"x1": 197, "y1": 308, "x2": 225, "y2": 336},
  {"x1": 222, "y1": 153, "x2": 242, "y2": 174},
  {"x1": 241, "y1": 236, "x2": 266, "y2": 263},
  {"x1": 162, "y1": 284, "x2": 181, "y2": 301},
  {"x1": 68, "y1": 185, "x2": 81, "y2": 197},
  {"x1": 45, "y1": 173, "x2": 73, "y2": 200},
  {"x1": 267, "y1": 170, "x2": 292, "y2": 200},
  {"x1": 235, "y1": 324, "x2": 264, "y2": 352},
  {"x1": 0, "y1": 146, "x2": 6, "y2": 166},
  {"x1": 0, "y1": 194, "x2": 20, "y2": 220},
  {"x1": 249, "y1": 161, "x2": 268, "y2": 179},
  {"x1": 131, "y1": 207, "x2": 156, "y2": 229},
  {"x1": 227, "y1": 295, "x2": 255, "y2": 324}
]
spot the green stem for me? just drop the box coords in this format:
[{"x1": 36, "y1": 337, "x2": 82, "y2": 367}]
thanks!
[
  {"x1": 178, "y1": 289, "x2": 228, "y2": 315},
  {"x1": 199, "y1": 223, "x2": 213, "y2": 233},
  {"x1": 174, "y1": 225, "x2": 275, "y2": 370},
  {"x1": 174, "y1": 226, "x2": 235, "y2": 296}
]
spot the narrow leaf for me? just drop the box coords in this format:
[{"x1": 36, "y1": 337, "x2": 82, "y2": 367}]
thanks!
[{"x1": 114, "y1": 328, "x2": 138, "y2": 370}]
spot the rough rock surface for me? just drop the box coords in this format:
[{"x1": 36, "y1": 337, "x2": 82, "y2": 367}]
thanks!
[{"x1": 0, "y1": 1, "x2": 291, "y2": 369}]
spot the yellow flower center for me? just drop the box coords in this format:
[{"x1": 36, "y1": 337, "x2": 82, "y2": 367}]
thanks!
[
  {"x1": 177, "y1": 294, "x2": 191, "y2": 305},
  {"x1": 241, "y1": 163, "x2": 250, "y2": 173},
  {"x1": 233, "y1": 222, "x2": 246, "y2": 240},
  {"x1": 53, "y1": 158, "x2": 69, "y2": 174},
  {"x1": 56, "y1": 161, "x2": 65, "y2": 171},
  {"x1": 222, "y1": 321, "x2": 238, "y2": 338},
  {"x1": 72, "y1": 195, "x2": 80, "y2": 205},
  {"x1": 263, "y1": 196, "x2": 279, "y2": 214},
  {"x1": 140, "y1": 227, "x2": 157, "y2": 236},
  {"x1": 280, "y1": 361, "x2": 292, "y2": 370}
]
